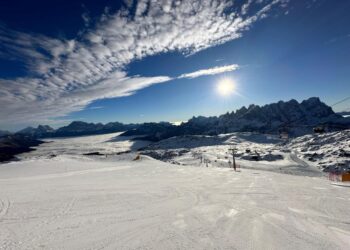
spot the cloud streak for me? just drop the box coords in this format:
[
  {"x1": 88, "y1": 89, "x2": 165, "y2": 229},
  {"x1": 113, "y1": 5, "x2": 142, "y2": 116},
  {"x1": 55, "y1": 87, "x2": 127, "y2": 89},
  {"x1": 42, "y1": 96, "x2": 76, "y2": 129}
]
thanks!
[
  {"x1": 178, "y1": 64, "x2": 239, "y2": 79},
  {"x1": 0, "y1": 0, "x2": 289, "y2": 127}
]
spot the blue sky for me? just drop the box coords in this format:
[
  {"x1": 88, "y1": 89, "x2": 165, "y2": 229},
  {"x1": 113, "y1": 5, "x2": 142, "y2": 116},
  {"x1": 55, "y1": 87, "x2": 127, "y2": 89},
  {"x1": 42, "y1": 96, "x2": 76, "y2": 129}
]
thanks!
[{"x1": 0, "y1": 0, "x2": 350, "y2": 130}]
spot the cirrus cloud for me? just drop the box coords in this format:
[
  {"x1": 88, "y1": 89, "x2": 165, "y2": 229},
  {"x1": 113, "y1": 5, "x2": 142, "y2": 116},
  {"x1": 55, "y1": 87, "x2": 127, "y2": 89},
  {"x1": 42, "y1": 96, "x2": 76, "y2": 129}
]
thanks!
[
  {"x1": 0, "y1": 0, "x2": 289, "y2": 128},
  {"x1": 178, "y1": 64, "x2": 239, "y2": 79}
]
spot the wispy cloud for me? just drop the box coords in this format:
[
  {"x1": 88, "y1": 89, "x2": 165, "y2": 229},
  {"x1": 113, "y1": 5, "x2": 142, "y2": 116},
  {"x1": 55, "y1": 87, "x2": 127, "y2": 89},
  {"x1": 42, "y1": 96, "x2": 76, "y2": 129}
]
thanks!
[
  {"x1": 81, "y1": 4, "x2": 91, "y2": 27},
  {"x1": 88, "y1": 106, "x2": 104, "y2": 110},
  {"x1": 178, "y1": 64, "x2": 239, "y2": 79},
  {"x1": 0, "y1": 0, "x2": 289, "y2": 127}
]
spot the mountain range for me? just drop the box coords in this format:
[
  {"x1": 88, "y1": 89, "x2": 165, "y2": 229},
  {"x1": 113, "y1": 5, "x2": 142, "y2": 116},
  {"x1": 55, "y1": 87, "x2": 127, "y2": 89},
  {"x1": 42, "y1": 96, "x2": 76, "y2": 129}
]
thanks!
[
  {"x1": 6, "y1": 97, "x2": 350, "y2": 140},
  {"x1": 122, "y1": 97, "x2": 350, "y2": 140},
  {"x1": 1, "y1": 97, "x2": 349, "y2": 162}
]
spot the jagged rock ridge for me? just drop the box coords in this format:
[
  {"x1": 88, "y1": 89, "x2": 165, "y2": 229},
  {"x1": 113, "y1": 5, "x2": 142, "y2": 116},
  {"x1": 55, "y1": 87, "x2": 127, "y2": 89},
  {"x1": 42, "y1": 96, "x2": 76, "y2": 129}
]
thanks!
[{"x1": 14, "y1": 97, "x2": 350, "y2": 140}]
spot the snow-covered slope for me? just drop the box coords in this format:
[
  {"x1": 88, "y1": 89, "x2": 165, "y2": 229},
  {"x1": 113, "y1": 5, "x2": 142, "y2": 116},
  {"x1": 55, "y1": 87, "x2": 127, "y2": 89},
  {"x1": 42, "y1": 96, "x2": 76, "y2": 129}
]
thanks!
[
  {"x1": 288, "y1": 129, "x2": 350, "y2": 172},
  {"x1": 141, "y1": 132, "x2": 322, "y2": 176},
  {"x1": 15, "y1": 129, "x2": 350, "y2": 175},
  {"x1": 1, "y1": 132, "x2": 350, "y2": 249},
  {"x1": 142, "y1": 130, "x2": 350, "y2": 174},
  {"x1": 1, "y1": 155, "x2": 350, "y2": 249}
]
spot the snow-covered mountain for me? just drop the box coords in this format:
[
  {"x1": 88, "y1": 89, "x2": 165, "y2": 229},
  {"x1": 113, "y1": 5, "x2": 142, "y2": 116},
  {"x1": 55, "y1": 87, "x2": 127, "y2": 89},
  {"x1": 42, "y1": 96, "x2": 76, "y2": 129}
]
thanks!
[
  {"x1": 16, "y1": 121, "x2": 138, "y2": 138},
  {"x1": 54, "y1": 121, "x2": 138, "y2": 137},
  {"x1": 182, "y1": 97, "x2": 348, "y2": 136},
  {"x1": 124, "y1": 97, "x2": 350, "y2": 140},
  {"x1": 14, "y1": 97, "x2": 350, "y2": 140},
  {"x1": 120, "y1": 122, "x2": 176, "y2": 141},
  {"x1": 17, "y1": 125, "x2": 55, "y2": 138}
]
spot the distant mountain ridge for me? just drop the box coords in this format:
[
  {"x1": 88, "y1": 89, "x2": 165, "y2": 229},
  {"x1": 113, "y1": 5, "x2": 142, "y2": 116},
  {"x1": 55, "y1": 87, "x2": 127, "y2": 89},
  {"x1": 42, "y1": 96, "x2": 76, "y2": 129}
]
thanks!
[
  {"x1": 17, "y1": 125, "x2": 55, "y2": 138},
  {"x1": 13, "y1": 97, "x2": 350, "y2": 140},
  {"x1": 1, "y1": 97, "x2": 349, "y2": 162},
  {"x1": 121, "y1": 97, "x2": 350, "y2": 140},
  {"x1": 16, "y1": 121, "x2": 138, "y2": 138},
  {"x1": 0, "y1": 130, "x2": 11, "y2": 137},
  {"x1": 54, "y1": 121, "x2": 137, "y2": 137},
  {"x1": 181, "y1": 97, "x2": 347, "y2": 136}
]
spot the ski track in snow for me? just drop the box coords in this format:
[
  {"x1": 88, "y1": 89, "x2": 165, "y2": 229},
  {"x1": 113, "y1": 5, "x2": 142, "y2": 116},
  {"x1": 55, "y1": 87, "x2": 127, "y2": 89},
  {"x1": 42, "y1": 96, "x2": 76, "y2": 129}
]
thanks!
[
  {"x1": 0, "y1": 132, "x2": 350, "y2": 249},
  {"x1": 1, "y1": 158, "x2": 350, "y2": 249},
  {"x1": 0, "y1": 197, "x2": 10, "y2": 220}
]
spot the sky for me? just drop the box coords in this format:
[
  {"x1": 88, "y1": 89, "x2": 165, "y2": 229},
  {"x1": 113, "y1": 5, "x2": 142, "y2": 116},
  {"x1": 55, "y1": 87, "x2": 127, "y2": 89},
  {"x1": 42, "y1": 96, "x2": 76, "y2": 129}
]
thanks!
[{"x1": 0, "y1": 0, "x2": 350, "y2": 131}]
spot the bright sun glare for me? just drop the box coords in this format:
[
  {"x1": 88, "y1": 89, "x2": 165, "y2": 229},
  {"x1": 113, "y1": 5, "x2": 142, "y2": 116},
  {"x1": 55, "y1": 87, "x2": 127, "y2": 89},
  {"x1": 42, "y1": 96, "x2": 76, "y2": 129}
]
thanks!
[{"x1": 216, "y1": 78, "x2": 235, "y2": 96}]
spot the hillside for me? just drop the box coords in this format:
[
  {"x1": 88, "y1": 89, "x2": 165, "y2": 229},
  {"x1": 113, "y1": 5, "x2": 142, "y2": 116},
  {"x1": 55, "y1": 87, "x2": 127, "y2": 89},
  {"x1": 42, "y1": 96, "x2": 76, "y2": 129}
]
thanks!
[{"x1": 0, "y1": 134, "x2": 43, "y2": 162}]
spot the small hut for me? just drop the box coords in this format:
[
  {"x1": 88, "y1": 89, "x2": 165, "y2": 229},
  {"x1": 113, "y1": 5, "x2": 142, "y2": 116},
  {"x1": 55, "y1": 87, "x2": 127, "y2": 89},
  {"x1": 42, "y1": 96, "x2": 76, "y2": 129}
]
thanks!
[
  {"x1": 328, "y1": 163, "x2": 350, "y2": 182},
  {"x1": 329, "y1": 172, "x2": 350, "y2": 182}
]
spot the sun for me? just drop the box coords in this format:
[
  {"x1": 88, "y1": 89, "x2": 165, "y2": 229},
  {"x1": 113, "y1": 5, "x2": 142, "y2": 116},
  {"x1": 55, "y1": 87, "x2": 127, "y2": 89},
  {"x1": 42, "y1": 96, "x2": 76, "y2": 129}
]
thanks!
[{"x1": 216, "y1": 78, "x2": 235, "y2": 96}]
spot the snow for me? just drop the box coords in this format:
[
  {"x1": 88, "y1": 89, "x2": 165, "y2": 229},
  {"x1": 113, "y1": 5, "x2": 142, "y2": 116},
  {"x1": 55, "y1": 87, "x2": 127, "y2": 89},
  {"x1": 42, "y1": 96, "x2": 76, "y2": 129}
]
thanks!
[
  {"x1": 1, "y1": 132, "x2": 350, "y2": 249},
  {"x1": 142, "y1": 130, "x2": 350, "y2": 174},
  {"x1": 18, "y1": 132, "x2": 151, "y2": 160},
  {"x1": 142, "y1": 132, "x2": 323, "y2": 176},
  {"x1": 287, "y1": 130, "x2": 350, "y2": 172}
]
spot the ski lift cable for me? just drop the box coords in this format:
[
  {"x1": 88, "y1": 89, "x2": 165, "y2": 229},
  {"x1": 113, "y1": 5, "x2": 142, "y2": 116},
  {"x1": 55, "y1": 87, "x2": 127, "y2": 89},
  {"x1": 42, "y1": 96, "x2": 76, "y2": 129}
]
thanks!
[
  {"x1": 330, "y1": 96, "x2": 350, "y2": 107},
  {"x1": 277, "y1": 96, "x2": 350, "y2": 130}
]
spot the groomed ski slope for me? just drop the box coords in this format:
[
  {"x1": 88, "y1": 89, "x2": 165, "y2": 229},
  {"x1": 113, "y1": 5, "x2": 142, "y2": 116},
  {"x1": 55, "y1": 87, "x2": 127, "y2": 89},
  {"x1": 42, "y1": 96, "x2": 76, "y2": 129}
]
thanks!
[{"x1": 1, "y1": 155, "x2": 350, "y2": 249}]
